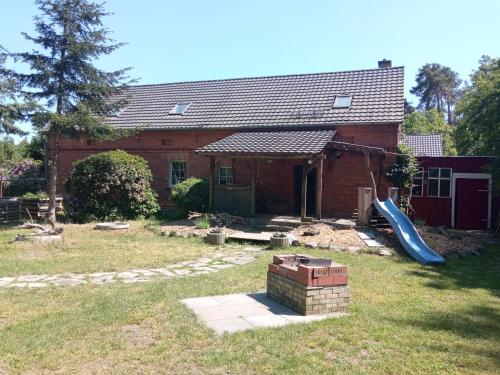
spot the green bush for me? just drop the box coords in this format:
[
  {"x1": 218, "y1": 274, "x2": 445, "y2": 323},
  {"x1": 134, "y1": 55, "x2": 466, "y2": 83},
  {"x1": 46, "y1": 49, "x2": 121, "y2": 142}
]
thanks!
[
  {"x1": 65, "y1": 150, "x2": 159, "y2": 222},
  {"x1": 169, "y1": 177, "x2": 208, "y2": 215},
  {"x1": 3, "y1": 159, "x2": 44, "y2": 197},
  {"x1": 21, "y1": 191, "x2": 49, "y2": 200},
  {"x1": 194, "y1": 215, "x2": 211, "y2": 229}
]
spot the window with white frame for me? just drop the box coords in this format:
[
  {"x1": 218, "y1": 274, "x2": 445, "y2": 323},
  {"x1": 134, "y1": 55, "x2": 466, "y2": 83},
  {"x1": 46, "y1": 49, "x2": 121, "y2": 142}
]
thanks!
[
  {"x1": 412, "y1": 168, "x2": 424, "y2": 197},
  {"x1": 427, "y1": 168, "x2": 451, "y2": 197},
  {"x1": 219, "y1": 167, "x2": 234, "y2": 185},
  {"x1": 169, "y1": 160, "x2": 187, "y2": 186}
]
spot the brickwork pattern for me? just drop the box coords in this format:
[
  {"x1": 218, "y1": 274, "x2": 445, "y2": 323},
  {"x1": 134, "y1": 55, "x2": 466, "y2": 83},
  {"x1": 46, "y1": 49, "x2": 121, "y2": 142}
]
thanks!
[{"x1": 267, "y1": 272, "x2": 350, "y2": 315}]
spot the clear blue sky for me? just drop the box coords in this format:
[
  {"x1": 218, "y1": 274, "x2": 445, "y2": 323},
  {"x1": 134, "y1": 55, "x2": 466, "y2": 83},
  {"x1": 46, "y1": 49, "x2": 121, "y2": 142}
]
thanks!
[{"x1": 2, "y1": 0, "x2": 499, "y2": 137}]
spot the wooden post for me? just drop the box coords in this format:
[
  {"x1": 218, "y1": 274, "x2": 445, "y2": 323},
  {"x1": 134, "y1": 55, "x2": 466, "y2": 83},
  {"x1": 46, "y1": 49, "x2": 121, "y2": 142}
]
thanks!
[
  {"x1": 250, "y1": 159, "x2": 257, "y2": 216},
  {"x1": 364, "y1": 151, "x2": 378, "y2": 199},
  {"x1": 301, "y1": 159, "x2": 308, "y2": 221},
  {"x1": 208, "y1": 157, "x2": 214, "y2": 211},
  {"x1": 315, "y1": 158, "x2": 323, "y2": 220},
  {"x1": 357, "y1": 187, "x2": 372, "y2": 226},
  {"x1": 388, "y1": 187, "x2": 399, "y2": 203}
]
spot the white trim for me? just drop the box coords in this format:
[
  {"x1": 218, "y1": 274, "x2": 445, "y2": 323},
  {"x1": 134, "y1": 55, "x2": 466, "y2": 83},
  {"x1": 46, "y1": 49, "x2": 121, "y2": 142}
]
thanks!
[
  {"x1": 451, "y1": 173, "x2": 492, "y2": 229},
  {"x1": 427, "y1": 167, "x2": 452, "y2": 198}
]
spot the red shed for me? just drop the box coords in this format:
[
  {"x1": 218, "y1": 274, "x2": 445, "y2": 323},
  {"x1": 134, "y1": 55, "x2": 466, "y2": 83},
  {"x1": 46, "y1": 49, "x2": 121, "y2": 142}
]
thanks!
[{"x1": 410, "y1": 156, "x2": 500, "y2": 230}]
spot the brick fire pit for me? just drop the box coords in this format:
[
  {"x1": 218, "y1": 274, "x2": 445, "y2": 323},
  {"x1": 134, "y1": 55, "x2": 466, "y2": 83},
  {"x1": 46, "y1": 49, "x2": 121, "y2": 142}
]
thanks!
[{"x1": 267, "y1": 254, "x2": 350, "y2": 315}]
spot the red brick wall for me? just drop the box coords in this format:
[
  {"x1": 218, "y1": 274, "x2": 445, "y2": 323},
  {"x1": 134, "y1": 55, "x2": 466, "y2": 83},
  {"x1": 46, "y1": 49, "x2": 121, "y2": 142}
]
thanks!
[{"x1": 55, "y1": 123, "x2": 400, "y2": 216}]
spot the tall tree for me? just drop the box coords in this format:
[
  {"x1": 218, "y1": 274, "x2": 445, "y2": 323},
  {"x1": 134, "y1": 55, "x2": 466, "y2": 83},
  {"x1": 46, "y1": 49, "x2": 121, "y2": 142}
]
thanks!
[
  {"x1": 410, "y1": 63, "x2": 461, "y2": 125},
  {"x1": 0, "y1": 47, "x2": 31, "y2": 136},
  {"x1": 11, "y1": 0, "x2": 131, "y2": 225},
  {"x1": 403, "y1": 109, "x2": 457, "y2": 155},
  {"x1": 456, "y1": 56, "x2": 500, "y2": 189}
]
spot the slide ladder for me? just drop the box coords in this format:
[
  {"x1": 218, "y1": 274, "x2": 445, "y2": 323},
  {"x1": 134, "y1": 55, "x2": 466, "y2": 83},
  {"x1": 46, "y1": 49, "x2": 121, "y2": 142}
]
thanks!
[{"x1": 373, "y1": 198, "x2": 445, "y2": 265}]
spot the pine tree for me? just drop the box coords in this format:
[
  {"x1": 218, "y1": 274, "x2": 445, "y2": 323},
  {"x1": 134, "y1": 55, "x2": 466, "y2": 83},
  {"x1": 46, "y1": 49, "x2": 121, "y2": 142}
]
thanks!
[
  {"x1": 11, "y1": 0, "x2": 131, "y2": 225},
  {"x1": 410, "y1": 63, "x2": 461, "y2": 125},
  {"x1": 0, "y1": 47, "x2": 32, "y2": 135}
]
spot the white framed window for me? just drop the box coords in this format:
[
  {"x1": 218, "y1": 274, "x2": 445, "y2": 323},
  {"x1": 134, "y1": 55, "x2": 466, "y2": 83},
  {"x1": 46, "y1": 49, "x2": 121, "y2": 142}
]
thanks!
[
  {"x1": 219, "y1": 167, "x2": 234, "y2": 185},
  {"x1": 169, "y1": 160, "x2": 187, "y2": 186},
  {"x1": 412, "y1": 168, "x2": 424, "y2": 197},
  {"x1": 332, "y1": 95, "x2": 352, "y2": 109},
  {"x1": 169, "y1": 103, "x2": 191, "y2": 115},
  {"x1": 427, "y1": 168, "x2": 452, "y2": 198}
]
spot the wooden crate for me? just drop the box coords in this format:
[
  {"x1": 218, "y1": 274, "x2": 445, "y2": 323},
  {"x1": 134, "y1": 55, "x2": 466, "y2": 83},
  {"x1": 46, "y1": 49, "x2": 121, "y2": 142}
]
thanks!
[{"x1": 19, "y1": 197, "x2": 63, "y2": 220}]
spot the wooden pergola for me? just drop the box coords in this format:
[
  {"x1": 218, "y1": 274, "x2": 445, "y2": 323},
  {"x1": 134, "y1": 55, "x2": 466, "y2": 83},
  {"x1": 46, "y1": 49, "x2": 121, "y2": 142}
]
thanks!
[
  {"x1": 203, "y1": 152, "x2": 325, "y2": 221},
  {"x1": 196, "y1": 130, "x2": 336, "y2": 221}
]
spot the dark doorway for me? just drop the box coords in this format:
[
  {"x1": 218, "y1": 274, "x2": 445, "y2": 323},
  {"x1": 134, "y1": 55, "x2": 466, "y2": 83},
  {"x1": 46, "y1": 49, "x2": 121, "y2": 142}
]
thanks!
[
  {"x1": 293, "y1": 165, "x2": 316, "y2": 215},
  {"x1": 455, "y1": 178, "x2": 489, "y2": 230}
]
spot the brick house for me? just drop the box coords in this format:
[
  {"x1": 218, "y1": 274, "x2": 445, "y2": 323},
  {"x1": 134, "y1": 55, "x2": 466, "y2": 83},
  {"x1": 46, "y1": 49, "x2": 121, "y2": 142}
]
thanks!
[{"x1": 56, "y1": 61, "x2": 404, "y2": 219}]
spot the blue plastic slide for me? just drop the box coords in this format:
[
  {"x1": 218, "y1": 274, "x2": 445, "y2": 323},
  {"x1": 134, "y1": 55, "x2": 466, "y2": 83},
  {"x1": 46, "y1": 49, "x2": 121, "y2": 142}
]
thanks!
[{"x1": 373, "y1": 198, "x2": 445, "y2": 265}]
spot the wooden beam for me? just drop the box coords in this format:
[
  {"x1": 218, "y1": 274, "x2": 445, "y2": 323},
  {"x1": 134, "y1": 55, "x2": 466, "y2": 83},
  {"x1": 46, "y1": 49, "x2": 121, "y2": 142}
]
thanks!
[
  {"x1": 364, "y1": 151, "x2": 378, "y2": 199},
  {"x1": 315, "y1": 157, "x2": 323, "y2": 220},
  {"x1": 301, "y1": 159, "x2": 308, "y2": 221},
  {"x1": 329, "y1": 141, "x2": 386, "y2": 155},
  {"x1": 208, "y1": 157, "x2": 214, "y2": 211},
  {"x1": 250, "y1": 159, "x2": 257, "y2": 216}
]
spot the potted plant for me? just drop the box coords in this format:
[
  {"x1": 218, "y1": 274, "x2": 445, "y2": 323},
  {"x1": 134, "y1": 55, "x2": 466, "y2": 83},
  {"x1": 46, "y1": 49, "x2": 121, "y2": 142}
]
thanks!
[
  {"x1": 270, "y1": 232, "x2": 290, "y2": 248},
  {"x1": 206, "y1": 226, "x2": 225, "y2": 245}
]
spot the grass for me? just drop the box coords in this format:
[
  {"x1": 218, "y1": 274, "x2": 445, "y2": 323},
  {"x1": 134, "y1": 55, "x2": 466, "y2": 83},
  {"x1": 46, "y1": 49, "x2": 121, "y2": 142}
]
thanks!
[
  {"x1": 0, "y1": 221, "x2": 210, "y2": 275},
  {"x1": 0, "y1": 222, "x2": 499, "y2": 374}
]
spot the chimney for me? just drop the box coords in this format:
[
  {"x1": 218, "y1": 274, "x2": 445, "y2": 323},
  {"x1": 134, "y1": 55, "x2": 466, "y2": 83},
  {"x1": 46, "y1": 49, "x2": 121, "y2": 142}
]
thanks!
[{"x1": 378, "y1": 59, "x2": 392, "y2": 68}]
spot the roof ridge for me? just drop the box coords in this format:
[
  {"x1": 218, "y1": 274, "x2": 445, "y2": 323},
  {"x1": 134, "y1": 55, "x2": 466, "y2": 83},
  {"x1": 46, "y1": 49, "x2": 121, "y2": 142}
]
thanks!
[{"x1": 128, "y1": 66, "x2": 405, "y2": 88}]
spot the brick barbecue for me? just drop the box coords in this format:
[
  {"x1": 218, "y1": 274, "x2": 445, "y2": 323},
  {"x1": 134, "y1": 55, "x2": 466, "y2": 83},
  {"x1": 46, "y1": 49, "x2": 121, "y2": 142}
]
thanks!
[{"x1": 267, "y1": 254, "x2": 350, "y2": 315}]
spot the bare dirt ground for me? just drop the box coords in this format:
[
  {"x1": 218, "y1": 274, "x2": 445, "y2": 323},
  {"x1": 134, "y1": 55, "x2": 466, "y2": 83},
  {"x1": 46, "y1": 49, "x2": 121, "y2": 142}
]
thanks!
[
  {"x1": 376, "y1": 225, "x2": 495, "y2": 257},
  {"x1": 161, "y1": 219, "x2": 495, "y2": 258},
  {"x1": 291, "y1": 223, "x2": 365, "y2": 248}
]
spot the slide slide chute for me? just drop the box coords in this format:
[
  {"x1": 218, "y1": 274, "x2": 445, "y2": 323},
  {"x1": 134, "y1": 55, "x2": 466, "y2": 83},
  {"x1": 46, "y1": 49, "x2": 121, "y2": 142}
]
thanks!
[{"x1": 373, "y1": 198, "x2": 445, "y2": 265}]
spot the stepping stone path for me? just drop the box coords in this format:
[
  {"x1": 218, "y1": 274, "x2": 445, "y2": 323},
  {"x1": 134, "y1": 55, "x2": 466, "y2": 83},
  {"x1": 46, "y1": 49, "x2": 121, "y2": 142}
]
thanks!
[{"x1": 0, "y1": 245, "x2": 264, "y2": 290}]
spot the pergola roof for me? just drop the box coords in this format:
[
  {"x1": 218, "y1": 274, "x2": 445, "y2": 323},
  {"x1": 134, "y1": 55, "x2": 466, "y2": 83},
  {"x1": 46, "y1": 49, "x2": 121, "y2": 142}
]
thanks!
[{"x1": 196, "y1": 130, "x2": 336, "y2": 158}]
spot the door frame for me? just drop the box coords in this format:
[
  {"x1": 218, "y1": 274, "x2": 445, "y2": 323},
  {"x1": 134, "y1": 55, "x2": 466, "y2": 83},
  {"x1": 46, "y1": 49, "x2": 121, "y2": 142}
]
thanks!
[{"x1": 451, "y1": 173, "x2": 492, "y2": 229}]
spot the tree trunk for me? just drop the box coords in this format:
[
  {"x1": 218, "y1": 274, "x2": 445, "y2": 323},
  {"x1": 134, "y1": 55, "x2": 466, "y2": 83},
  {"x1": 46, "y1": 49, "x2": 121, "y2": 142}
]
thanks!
[
  {"x1": 45, "y1": 131, "x2": 60, "y2": 227},
  {"x1": 446, "y1": 102, "x2": 452, "y2": 125}
]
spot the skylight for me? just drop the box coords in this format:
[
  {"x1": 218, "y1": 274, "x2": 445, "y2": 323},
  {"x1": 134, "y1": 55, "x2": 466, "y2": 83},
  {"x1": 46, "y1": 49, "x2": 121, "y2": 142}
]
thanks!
[
  {"x1": 332, "y1": 95, "x2": 352, "y2": 109},
  {"x1": 169, "y1": 103, "x2": 191, "y2": 115}
]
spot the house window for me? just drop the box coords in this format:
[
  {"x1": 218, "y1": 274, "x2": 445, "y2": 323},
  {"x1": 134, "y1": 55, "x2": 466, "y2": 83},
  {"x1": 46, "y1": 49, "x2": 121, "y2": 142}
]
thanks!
[
  {"x1": 427, "y1": 168, "x2": 452, "y2": 198},
  {"x1": 169, "y1": 161, "x2": 187, "y2": 186},
  {"x1": 169, "y1": 103, "x2": 190, "y2": 115},
  {"x1": 332, "y1": 95, "x2": 352, "y2": 109},
  {"x1": 412, "y1": 168, "x2": 424, "y2": 197},
  {"x1": 219, "y1": 167, "x2": 234, "y2": 185}
]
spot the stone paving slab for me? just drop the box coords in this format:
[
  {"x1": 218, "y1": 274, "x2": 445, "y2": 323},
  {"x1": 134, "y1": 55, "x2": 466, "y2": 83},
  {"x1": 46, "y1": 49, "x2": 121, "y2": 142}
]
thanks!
[
  {"x1": 182, "y1": 292, "x2": 349, "y2": 334},
  {"x1": 1, "y1": 246, "x2": 264, "y2": 290}
]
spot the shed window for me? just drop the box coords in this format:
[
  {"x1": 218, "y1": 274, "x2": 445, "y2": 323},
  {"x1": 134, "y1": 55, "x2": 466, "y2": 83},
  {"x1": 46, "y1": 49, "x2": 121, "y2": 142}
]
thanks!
[
  {"x1": 219, "y1": 167, "x2": 234, "y2": 185},
  {"x1": 169, "y1": 160, "x2": 187, "y2": 186},
  {"x1": 169, "y1": 103, "x2": 190, "y2": 115},
  {"x1": 332, "y1": 95, "x2": 352, "y2": 109},
  {"x1": 412, "y1": 168, "x2": 424, "y2": 197},
  {"x1": 427, "y1": 168, "x2": 451, "y2": 198}
]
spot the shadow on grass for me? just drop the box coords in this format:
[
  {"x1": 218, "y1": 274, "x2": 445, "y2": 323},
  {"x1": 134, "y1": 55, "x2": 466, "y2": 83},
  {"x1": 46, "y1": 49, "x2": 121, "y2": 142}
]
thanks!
[
  {"x1": 405, "y1": 245, "x2": 500, "y2": 297},
  {"x1": 389, "y1": 303, "x2": 500, "y2": 369}
]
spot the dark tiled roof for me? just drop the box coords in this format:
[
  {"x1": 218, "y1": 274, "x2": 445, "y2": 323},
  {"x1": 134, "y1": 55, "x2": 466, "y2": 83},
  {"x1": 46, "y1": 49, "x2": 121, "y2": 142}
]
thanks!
[
  {"x1": 196, "y1": 130, "x2": 336, "y2": 156},
  {"x1": 402, "y1": 134, "x2": 443, "y2": 157},
  {"x1": 108, "y1": 67, "x2": 404, "y2": 130}
]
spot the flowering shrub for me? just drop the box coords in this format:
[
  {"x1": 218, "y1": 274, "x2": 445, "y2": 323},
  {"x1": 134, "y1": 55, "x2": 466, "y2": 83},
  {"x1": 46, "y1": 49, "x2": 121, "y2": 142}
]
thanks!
[
  {"x1": 64, "y1": 150, "x2": 159, "y2": 222},
  {"x1": 3, "y1": 159, "x2": 44, "y2": 197}
]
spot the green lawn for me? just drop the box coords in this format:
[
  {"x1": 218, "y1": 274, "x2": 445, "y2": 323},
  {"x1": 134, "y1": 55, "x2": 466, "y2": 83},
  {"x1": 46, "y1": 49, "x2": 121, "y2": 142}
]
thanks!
[
  {"x1": 0, "y1": 222, "x2": 498, "y2": 374},
  {"x1": 0, "y1": 221, "x2": 210, "y2": 275}
]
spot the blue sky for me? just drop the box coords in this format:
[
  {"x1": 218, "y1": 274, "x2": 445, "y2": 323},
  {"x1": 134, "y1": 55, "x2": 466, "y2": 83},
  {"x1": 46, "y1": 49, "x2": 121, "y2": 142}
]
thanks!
[{"x1": 2, "y1": 0, "x2": 499, "y2": 137}]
